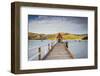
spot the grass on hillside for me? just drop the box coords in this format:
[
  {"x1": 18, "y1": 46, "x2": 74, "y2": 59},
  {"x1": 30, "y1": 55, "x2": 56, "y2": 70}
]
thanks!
[
  {"x1": 28, "y1": 32, "x2": 87, "y2": 40},
  {"x1": 47, "y1": 34, "x2": 85, "y2": 40}
]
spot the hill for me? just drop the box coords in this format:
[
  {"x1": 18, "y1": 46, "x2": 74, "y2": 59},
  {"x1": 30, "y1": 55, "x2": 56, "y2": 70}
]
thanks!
[{"x1": 28, "y1": 32, "x2": 88, "y2": 40}]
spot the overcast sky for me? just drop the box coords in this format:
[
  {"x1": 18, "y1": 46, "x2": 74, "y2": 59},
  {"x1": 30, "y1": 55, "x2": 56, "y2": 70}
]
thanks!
[{"x1": 28, "y1": 15, "x2": 88, "y2": 34}]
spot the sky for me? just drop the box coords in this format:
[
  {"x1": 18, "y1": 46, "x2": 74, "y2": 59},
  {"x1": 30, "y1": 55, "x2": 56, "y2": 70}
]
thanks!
[{"x1": 28, "y1": 15, "x2": 88, "y2": 34}]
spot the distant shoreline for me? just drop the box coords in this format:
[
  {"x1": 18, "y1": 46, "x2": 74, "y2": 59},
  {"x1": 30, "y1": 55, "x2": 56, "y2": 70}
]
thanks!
[{"x1": 28, "y1": 32, "x2": 88, "y2": 40}]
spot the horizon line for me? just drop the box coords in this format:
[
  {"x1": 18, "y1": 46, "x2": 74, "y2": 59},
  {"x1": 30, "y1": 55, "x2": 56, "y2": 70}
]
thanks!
[{"x1": 28, "y1": 32, "x2": 88, "y2": 35}]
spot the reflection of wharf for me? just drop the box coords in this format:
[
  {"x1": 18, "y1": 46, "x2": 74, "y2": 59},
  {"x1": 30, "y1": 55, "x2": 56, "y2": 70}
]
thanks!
[{"x1": 28, "y1": 41, "x2": 74, "y2": 61}]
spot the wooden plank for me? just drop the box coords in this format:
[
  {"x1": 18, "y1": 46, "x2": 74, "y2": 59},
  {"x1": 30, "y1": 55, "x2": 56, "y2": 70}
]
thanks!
[
  {"x1": 42, "y1": 43, "x2": 57, "y2": 60},
  {"x1": 45, "y1": 43, "x2": 73, "y2": 60}
]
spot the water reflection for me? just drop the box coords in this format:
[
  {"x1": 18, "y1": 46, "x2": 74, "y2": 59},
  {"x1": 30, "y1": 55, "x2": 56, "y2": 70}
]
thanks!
[{"x1": 28, "y1": 40, "x2": 88, "y2": 60}]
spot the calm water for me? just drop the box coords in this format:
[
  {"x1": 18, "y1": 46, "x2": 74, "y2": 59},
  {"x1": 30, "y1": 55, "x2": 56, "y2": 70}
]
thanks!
[
  {"x1": 28, "y1": 40, "x2": 56, "y2": 60},
  {"x1": 28, "y1": 40, "x2": 55, "y2": 48},
  {"x1": 68, "y1": 40, "x2": 88, "y2": 58},
  {"x1": 28, "y1": 40, "x2": 88, "y2": 59}
]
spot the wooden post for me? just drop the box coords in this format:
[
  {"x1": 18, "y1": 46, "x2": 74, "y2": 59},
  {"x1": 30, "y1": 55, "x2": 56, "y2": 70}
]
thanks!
[
  {"x1": 38, "y1": 47, "x2": 41, "y2": 60},
  {"x1": 48, "y1": 44, "x2": 50, "y2": 51},
  {"x1": 51, "y1": 43, "x2": 53, "y2": 49},
  {"x1": 66, "y1": 42, "x2": 68, "y2": 48}
]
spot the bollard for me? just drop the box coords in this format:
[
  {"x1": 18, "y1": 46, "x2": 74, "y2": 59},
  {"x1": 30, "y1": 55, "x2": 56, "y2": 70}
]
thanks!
[
  {"x1": 38, "y1": 47, "x2": 41, "y2": 60},
  {"x1": 66, "y1": 41, "x2": 68, "y2": 48},
  {"x1": 48, "y1": 44, "x2": 50, "y2": 51},
  {"x1": 51, "y1": 43, "x2": 53, "y2": 48}
]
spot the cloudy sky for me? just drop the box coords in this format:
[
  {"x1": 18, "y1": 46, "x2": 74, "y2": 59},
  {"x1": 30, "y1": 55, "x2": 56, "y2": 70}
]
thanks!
[{"x1": 28, "y1": 15, "x2": 88, "y2": 34}]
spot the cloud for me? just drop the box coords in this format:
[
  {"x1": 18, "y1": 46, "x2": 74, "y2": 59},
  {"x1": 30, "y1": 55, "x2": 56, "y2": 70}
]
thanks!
[{"x1": 28, "y1": 15, "x2": 88, "y2": 34}]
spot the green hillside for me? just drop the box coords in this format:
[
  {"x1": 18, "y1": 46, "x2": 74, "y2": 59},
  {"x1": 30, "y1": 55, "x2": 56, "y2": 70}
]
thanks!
[{"x1": 28, "y1": 32, "x2": 88, "y2": 40}]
